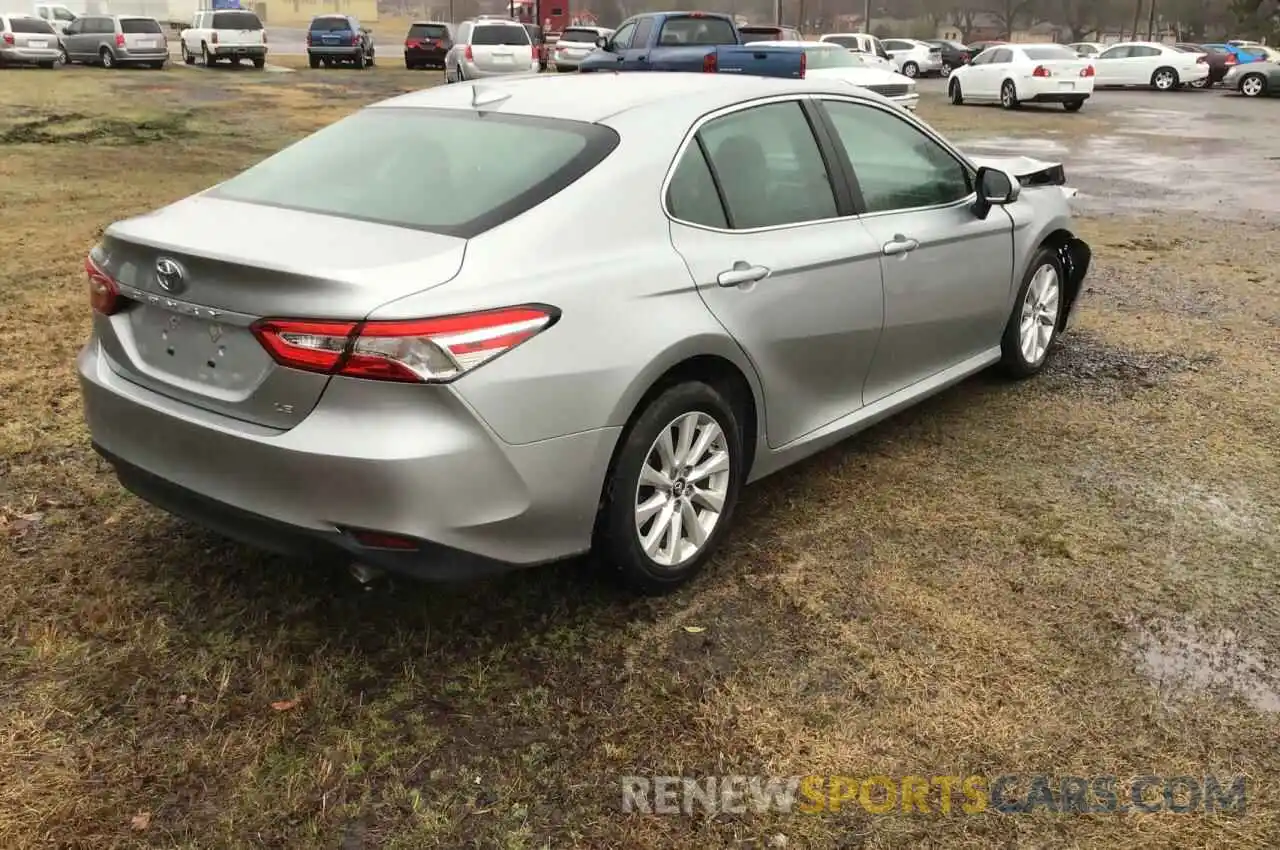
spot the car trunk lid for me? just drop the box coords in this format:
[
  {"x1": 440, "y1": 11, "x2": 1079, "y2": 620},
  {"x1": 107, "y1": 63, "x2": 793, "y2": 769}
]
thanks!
[{"x1": 93, "y1": 195, "x2": 466, "y2": 429}]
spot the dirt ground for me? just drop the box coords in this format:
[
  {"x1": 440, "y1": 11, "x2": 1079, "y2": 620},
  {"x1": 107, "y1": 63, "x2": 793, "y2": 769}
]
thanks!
[{"x1": 1, "y1": 66, "x2": 1277, "y2": 849}]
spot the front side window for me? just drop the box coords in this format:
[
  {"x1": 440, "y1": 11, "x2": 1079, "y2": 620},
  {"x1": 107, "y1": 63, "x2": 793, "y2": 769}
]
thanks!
[
  {"x1": 822, "y1": 100, "x2": 971, "y2": 213},
  {"x1": 1098, "y1": 46, "x2": 1130, "y2": 59},
  {"x1": 54, "y1": 7, "x2": 75, "y2": 20},
  {"x1": 697, "y1": 101, "x2": 838, "y2": 230},
  {"x1": 610, "y1": 20, "x2": 636, "y2": 49},
  {"x1": 209, "y1": 109, "x2": 618, "y2": 238},
  {"x1": 1132, "y1": 45, "x2": 1160, "y2": 57}
]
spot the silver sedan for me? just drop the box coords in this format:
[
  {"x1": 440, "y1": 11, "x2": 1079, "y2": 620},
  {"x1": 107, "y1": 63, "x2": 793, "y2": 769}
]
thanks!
[{"x1": 77, "y1": 74, "x2": 1091, "y2": 595}]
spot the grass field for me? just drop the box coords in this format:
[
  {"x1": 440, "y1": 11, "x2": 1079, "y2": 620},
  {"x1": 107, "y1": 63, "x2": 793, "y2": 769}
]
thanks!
[{"x1": 1, "y1": 65, "x2": 1278, "y2": 848}]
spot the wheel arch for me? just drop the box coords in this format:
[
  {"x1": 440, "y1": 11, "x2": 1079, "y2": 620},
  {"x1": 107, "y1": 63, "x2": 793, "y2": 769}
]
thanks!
[{"x1": 1038, "y1": 228, "x2": 1091, "y2": 332}]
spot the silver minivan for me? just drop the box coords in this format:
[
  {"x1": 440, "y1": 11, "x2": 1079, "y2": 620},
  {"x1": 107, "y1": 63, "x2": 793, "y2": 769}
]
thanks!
[
  {"x1": 0, "y1": 14, "x2": 61, "y2": 67},
  {"x1": 60, "y1": 14, "x2": 168, "y2": 69},
  {"x1": 445, "y1": 17, "x2": 538, "y2": 82}
]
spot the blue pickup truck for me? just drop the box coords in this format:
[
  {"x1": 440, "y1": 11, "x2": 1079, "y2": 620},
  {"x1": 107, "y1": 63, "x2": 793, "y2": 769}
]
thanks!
[{"x1": 576, "y1": 11, "x2": 805, "y2": 77}]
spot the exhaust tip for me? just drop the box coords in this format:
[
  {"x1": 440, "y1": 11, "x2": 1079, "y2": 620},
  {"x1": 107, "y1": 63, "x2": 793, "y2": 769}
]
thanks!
[{"x1": 349, "y1": 562, "x2": 385, "y2": 587}]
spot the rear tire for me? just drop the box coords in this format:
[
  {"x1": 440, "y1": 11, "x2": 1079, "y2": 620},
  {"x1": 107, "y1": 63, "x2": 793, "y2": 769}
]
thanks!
[
  {"x1": 1240, "y1": 72, "x2": 1267, "y2": 97},
  {"x1": 902, "y1": 60, "x2": 918, "y2": 77},
  {"x1": 231, "y1": 56, "x2": 241, "y2": 66},
  {"x1": 201, "y1": 44, "x2": 212, "y2": 66},
  {"x1": 252, "y1": 56, "x2": 264, "y2": 69},
  {"x1": 59, "y1": 45, "x2": 70, "y2": 65},
  {"x1": 1063, "y1": 98, "x2": 1084, "y2": 112},
  {"x1": 149, "y1": 60, "x2": 165, "y2": 69},
  {"x1": 1151, "y1": 66, "x2": 1178, "y2": 90},
  {"x1": 181, "y1": 43, "x2": 193, "y2": 64},
  {"x1": 1000, "y1": 79, "x2": 1020, "y2": 109},
  {"x1": 308, "y1": 54, "x2": 320, "y2": 69},
  {"x1": 38, "y1": 60, "x2": 55, "y2": 69},
  {"x1": 999, "y1": 247, "x2": 1065, "y2": 379},
  {"x1": 354, "y1": 50, "x2": 366, "y2": 69},
  {"x1": 99, "y1": 47, "x2": 114, "y2": 68},
  {"x1": 595, "y1": 381, "x2": 745, "y2": 596},
  {"x1": 949, "y1": 78, "x2": 963, "y2": 104}
]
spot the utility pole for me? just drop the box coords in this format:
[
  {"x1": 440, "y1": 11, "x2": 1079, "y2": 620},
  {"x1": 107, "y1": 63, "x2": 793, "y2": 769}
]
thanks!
[
  {"x1": 863, "y1": 0, "x2": 871, "y2": 34},
  {"x1": 774, "y1": 0, "x2": 782, "y2": 26},
  {"x1": 1129, "y1": 0, "x2": 1142, "y2": 42},
  {"x1": 1146, "y1": 0, "x2": 1156, "y2": 40}
]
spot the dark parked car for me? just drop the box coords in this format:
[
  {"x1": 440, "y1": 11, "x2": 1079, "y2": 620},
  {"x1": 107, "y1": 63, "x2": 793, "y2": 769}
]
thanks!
[
  {"x1": 524, "y1": 22, "x2": 547, "y2": 70},
  {"x1": 306, "y1": 14, "x2": 374, "y2": 68},
  {"x1": 925, "y1": 38, "x2": 971, "y2": 76},
  {"x1": 967, "y1": 40, "x2": 1007, "y2": 55},
  {"x1": 404, "y1": 20, "x2": 451, "y2": 68}
]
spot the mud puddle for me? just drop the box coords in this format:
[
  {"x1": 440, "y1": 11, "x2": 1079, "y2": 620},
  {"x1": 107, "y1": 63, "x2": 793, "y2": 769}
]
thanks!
[
  {"x1": 1126, "y1": 616, "x2": 1280, "y2": 712},
  {"x1": 1038, "y1": 331, "x2": 1216, "y2": 398}
]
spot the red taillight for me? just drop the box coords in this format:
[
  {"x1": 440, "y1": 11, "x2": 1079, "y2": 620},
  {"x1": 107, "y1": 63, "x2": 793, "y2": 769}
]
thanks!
[
  {"x1": 305, "y1": 32, "x2": 311, "y2": 46},
  {"x1": 1080, "y1": 65, "x2": 1095, "y2": 77},
  {"x1": 1225, "y1": 54, "x2": 1237, "y2": 65},
  {"x1": 702, "y1": 51, "x2": 717, "y2": 72},
  {"x1": 405, "y1": 38, "x2": 420, "y2": 48},
  {"x1": 85, "y1": 255, "x2": 120, "y2": 316},
  {"x1": 798, "y1": 49, "x2": 806, "y2": 78},
  {"x1": 1, "y1": 33, "x2": 12, "y2": 45},
  {"x1": 115, "y1": 33, "x2": 125, "y2": 47},
  {"x1": 464, "y1": 44, "x2": 473, "y2": 60},
  {"x1": 251, "y1": 306, "x2": 558, "y2": 384},
  {"x1": 1032, "y1": 64, "x2": 1050, "y2": 77}
]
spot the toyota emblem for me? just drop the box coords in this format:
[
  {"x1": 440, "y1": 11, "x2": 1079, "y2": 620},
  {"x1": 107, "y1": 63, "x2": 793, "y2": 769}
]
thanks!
[{"x1": 155, "y1": 257, "x2": 186, "y2": 294}]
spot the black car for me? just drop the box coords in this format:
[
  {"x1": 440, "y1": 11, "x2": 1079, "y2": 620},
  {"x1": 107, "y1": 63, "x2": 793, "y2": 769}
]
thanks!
[
  {"x1": 404, "y1": 20, "x2": 452, "y2": 69},
  {"x1": 925, "y1": 39, "x2": 972, "y2": 76},
  {"x1": 966, "y1": 40, "x2": 1007, "y2": 56}
]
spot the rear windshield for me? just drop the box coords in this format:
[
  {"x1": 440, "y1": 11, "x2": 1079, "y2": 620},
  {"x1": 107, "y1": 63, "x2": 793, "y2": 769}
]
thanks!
[
  {"x1": 523, "y1": 24, "x2": 542, "y2": 41},
  {"x1": 559, "y1": 28, "x2": 599, "y2": 42},
  {"x1": 739, "y1": 26, "x2": 780, "y2": 44},
  {"x1": 213, "y1": 11, "x2": 262, "y2": 30},
  {"x1": 121, "y1": 18, "x2": 163, "y2": 34},
  {"x1": 471, "y1": 24, "x2": 529, "y2": 45},
  {"x1": 208, "y1": 109, "x2": 619, "y2": 238},
  {"x1": 10, "y1": 17, "x2": 56, "y2": 34},
  {"x1": 822, "y1": 36, "x2": 859, "y2": 48},
  {"x1": 657, "y1": 16, "x2": 737, "y2": 46},
  {"x1": 310, "y1": 16, "x2": 352, "y2": 32},
  {"x1": 804, "y1": 46, "x2": 863, "y2": 68},
  {"x1": 1022, "y1": 45, "x2": 1081, "y2": 60},
  {"x1": 408, "y1": 24, "x2": 447, "y2": 39}
]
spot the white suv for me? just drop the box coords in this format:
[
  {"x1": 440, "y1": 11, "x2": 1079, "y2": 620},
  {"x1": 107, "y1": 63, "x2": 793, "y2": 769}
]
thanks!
[
  {"x1": 444, "y1": 17, "x2": 538, "y2": 82},
  {"x1": 880, "y1": 38, "x2": 944, "y2": 77},
  {"x1": 180, "y1": 8, "x2": 267, "y2": 68}
]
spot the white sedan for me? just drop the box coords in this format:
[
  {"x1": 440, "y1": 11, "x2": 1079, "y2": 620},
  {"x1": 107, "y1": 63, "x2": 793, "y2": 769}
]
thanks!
[
  {"x1": 1092, "y1": 40, "x2": 1209, "y2": 89},
  {"x1": 948, "y1": 43, "x2": 1095, "y2": 111},
  {"x1": 754, "y1": 41, "x2": 918, "y2": 109}
]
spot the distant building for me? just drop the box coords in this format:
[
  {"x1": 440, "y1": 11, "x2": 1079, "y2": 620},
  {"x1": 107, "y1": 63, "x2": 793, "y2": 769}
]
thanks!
[{"x1": 248, "y1": 0, "x2": 379, "y2": 26}]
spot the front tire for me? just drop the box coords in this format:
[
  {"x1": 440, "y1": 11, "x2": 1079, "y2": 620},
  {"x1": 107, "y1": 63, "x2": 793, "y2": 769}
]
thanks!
[
  {"x1": 949, "y1": 78, "x2": 963, "y2": 104},
  {"x1": 1000, "y1": 79, "x2": 1020, "y2": 109},
  {"x1": 1240, "y1": 72, "x2": 1267, "y2": 97},
  {"x1": 595, "y1": 382, "x2": 744, "y2": 595},
  {"x1": 941, "y1": 61, "x2": 953, "y2": 77},
  {"x1": 999, "y1": 248, "x2": 1065, "y2": 378}
]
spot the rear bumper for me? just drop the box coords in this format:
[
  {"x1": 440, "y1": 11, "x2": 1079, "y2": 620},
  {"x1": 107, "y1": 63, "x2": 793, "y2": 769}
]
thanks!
[
  {"x1": 117, "y1": 48, "x2": 169, "y2": 63},
  {"x1": 79, "y1": 340, "x2": 621, "y2": 579},
  {"x1": 405, "y1": 46, "x2": 446, "y2": 65},
  {"x1": 213, "y1": 45, "x2": 266, "y2": 57},
  {"x1": 309, "y1": 45, "x2": 363, "y2": 57},
  {"x1": 1025, "y1": 91, "x2": 1091, "y2": 103},
  {"x1": 0, "y1": 46, "x2": 61, "y2": 63},
  {"x1": 461, "y1": 59, "x2": 539, "y2": 78}
]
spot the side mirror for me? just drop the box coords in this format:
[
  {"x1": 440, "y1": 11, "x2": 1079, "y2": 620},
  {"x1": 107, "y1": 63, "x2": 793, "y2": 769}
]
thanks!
[
  {"x1": 972, "y1": 166, "x2": 1019, "y2": 219},
  {"x1": 595, "y1": 36, "x2": 608, "y2": 49}
]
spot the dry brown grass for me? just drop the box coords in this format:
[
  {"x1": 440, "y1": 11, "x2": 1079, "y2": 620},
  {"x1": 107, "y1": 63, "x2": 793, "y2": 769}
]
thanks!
[{"x1": 1, "y1": 65, "x2": 1278, "y2": 849}]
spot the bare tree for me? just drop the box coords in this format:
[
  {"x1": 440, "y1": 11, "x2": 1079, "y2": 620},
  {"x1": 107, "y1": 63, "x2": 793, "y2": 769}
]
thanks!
[{"x1": 989, "y1": 0, "x2": 1040, "y2": 38}]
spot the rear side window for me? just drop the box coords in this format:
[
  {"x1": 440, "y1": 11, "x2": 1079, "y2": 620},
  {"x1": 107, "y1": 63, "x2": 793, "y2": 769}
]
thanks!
[
  {"x1": 209, "y1": 108, "x2": 619, "y2": 238},
  {"x1": 409, "y1": 24, "x2": 447, "y2": 39},
  {"x1": 121, "y1": 18, "x2": 163, "y2": 34},
  {"x1": 213, "y1": 11, "x2": 262, "y2": 30},
  {"x1": 10, "y1": 17, "x2": 56, "y2": 33},
  {"x1": 311, "y1": 16, "x2": 352, "y2": 32},
  {"x1": 1022, "y1": 45, "x2": 1080, "y2": 60},
  {"x1": 472, "y1": 24, "x2": 529, "y2": 45},
  {"x1": 559, "y1": 27, "x2": 598, "y2": 42},
  {"x1": 657, "y1": 16, "x2": 736, "y2": 46},
  {"x1": 667, "y1": 142, "x2": 727, "y2": 229}
]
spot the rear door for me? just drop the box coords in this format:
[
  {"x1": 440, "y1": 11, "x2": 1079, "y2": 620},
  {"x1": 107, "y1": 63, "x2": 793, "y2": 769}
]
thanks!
[
  {"x1": 666, "y1": 98, "x2": 885, "y2": 446},
  {"x1": 1093, "y1": 44, "x2": 1130, "y2": 84},
  {"x1": 212, "y1": 10, "x2": 263, "y2": 48},
  {"x1": 120, "y1": 17, "x2": 164, "y2": 54},
  {"x1": 816, "y1": 97, "x2": 1013, "y2": 401},
  {"x1": 470, "y1": 22, "x2": 532, "y2": 71}
]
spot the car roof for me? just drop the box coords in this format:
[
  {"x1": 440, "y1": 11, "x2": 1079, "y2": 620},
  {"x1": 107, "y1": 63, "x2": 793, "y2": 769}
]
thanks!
[{"x1": 372, "y1": 72, "x2": 888, "y2": 124}]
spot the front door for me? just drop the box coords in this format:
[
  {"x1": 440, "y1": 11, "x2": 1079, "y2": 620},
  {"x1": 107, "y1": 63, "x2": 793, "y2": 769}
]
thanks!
[
  {"x1": 666, "y1": 98, "x2": 885, "y2": 448},
  {"x1": 816, "y1": 97, "x2": 1015, "y2": 403},
  {"x1": 1093, "y1": 44, "x2": 1130, "y2": 84}
]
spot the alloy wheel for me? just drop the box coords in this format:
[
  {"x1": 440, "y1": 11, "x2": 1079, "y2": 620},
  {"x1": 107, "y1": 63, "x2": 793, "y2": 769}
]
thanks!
[
  {"x1": 1241, "y1": 75, "x2": 1265, "y2": 97},
  {"x1": 1019, "y1": 263, "x2": 1061, "y2": 366},
  {"x1": 633, "y1": 411, "x2": 731, "y2": 569}
]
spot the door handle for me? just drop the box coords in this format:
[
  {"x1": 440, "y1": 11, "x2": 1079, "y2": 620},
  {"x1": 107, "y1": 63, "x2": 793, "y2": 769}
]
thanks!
[
  {"x1": 882, "y1": 235, "x2": 919, "y2": 256},
  {"x1": 716, "y1": 262, "x2": 771, "y2": 287}
]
